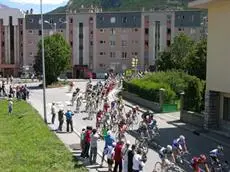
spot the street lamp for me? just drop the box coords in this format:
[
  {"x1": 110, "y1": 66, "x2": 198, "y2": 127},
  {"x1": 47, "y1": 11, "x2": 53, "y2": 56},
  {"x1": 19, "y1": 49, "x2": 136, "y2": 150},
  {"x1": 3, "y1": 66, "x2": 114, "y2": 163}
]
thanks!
[
  {"x1": 40, "y1": 0, "x2": 47, "y2": 123},
  {"x1": 131, "y1": 56, "x2": 139, "y2": 75}
]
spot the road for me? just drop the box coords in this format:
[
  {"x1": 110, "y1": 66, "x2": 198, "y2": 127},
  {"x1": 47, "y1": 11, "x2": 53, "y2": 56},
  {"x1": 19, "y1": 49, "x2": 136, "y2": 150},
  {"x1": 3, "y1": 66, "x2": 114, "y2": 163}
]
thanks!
[{"x1": 28, "y1": 81, "x2": 230, "y2": 172}]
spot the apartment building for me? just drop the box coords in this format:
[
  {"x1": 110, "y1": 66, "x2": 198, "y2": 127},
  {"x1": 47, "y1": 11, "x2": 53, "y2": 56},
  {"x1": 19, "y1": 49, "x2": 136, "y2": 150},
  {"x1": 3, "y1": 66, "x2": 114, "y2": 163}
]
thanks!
[
  {"x1": 24, "y1": 14, "x2": 67, "y2": 70},
  {"x1": 0, "y1": 4, "x2": 205, "y2": 77},
  {"x1": 174, "y1": 10, "x2": 203, "y2": 41},
  {"x1": 0, "y1": 5, "x2": 24, "y2": 76}
]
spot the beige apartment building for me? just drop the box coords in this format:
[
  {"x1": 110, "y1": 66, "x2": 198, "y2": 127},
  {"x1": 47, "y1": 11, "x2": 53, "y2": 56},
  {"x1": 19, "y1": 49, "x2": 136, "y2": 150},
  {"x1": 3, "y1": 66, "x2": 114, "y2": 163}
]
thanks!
[
  {"x1": 189, "y1": 0, "x2": 230, "y2": 131},
  {"x1": 0, "y1": 5, "x2": 205, "y2": 77},
  {"x1": 0, "y1": 5, "x2": 24, "y2": 76}
]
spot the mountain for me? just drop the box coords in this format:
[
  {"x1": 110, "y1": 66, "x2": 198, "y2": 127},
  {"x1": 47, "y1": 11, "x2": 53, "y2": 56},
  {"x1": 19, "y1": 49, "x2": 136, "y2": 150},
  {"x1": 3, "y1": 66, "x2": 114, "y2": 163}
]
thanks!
[{"x1": 50, "y1": 0, "x2": 190, "y2": 13}]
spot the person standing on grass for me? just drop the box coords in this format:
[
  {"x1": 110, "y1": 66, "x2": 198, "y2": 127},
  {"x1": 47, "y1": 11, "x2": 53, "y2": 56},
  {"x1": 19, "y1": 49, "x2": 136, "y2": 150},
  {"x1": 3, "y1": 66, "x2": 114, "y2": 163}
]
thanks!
[
  {"x1": 51, "y1": 102, "x2": 56, "y2": 124},
  {"x1": 89, "y1": 129, "x2": 100, "y2": 164},
  {"x1": 65, "y1": 109, "x2": 74, "y2": 132},
  {"x1": 8, "y1": 98, "x2": 13, "y2": 114},
  {"x1": 57, "y1": 108, "x2": 64, "y2": 131}
]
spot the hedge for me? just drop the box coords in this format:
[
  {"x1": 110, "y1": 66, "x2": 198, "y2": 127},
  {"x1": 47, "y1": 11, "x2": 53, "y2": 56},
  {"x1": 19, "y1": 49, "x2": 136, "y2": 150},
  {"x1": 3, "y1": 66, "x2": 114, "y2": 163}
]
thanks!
[{"x1": 123, "y1": 71, "x2": 205, "y2": 112}]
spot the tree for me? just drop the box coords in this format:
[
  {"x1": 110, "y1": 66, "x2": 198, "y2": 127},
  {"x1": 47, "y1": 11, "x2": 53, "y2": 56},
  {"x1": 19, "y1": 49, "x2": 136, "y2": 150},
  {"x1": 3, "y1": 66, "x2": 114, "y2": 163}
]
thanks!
[
  {"x1": 186, "y1": 39, "x2": 207, "y2": 80},
  {"x1": 156, "y1": 33, "x2": 207, "y2": 80},
  {"x1": 33, "y1": 33, "x2": 71, "y2": 85}
]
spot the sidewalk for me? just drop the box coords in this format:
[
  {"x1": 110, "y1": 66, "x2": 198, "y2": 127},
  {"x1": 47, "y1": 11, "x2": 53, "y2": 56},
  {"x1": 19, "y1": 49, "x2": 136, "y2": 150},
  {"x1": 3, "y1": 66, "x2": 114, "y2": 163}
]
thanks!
[{"x1": 124, "y1": 101, "x2": 230, "y2": 149}]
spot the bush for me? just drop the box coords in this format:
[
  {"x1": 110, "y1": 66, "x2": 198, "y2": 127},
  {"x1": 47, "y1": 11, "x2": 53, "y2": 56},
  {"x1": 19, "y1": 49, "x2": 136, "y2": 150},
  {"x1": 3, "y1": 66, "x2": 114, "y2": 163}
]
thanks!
[{"x1": 124, "y1": 71, "x2": 205, "y2": 112}]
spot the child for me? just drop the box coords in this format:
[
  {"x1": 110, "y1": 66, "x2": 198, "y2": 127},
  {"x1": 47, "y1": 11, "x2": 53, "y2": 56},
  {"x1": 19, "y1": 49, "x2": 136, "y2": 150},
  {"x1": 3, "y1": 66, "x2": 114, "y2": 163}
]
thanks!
[{"x1": 8, "y1": 98, "x2": 13, "y2": 114}]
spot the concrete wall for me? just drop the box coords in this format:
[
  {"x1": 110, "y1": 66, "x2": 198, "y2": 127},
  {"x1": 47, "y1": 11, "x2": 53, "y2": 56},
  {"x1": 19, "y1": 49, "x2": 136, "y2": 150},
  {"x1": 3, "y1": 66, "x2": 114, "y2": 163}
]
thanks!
[
  {"x1": 180, "y1": 110, "x2": 204, "y2": 127},
  {"x1": 122, "y1": 91, "x2": 161, "y2": 112}
]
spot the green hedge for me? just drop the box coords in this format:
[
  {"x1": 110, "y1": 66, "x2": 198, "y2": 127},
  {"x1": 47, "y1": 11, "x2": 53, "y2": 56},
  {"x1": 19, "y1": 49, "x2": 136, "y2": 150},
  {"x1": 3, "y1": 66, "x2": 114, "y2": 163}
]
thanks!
[{"x1": 123, "y1": 71, "x2": 205, "y2": 112}]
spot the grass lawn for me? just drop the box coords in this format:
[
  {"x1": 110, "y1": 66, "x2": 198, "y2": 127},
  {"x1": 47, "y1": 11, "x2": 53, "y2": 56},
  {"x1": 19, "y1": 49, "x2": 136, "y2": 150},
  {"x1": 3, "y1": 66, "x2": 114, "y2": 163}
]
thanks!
[{"x1": 0, "y1": 100, "x2": 86, "y2": 172}]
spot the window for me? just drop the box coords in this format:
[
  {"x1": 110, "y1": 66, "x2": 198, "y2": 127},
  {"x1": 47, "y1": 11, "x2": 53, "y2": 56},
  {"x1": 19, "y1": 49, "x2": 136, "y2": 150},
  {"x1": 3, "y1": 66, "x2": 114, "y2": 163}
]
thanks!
[
  {"x1": 29, "y1": 52, "x2": 33, "y2": 56},
  {"x1": 134, "y1": 28, "x2": 138, "y2": 32},
  {"x1": 135, "y1": 52, "x2": 138, "y2": 55},
  {"x1": 29, "y1": 19, "x2": 33, "y2": 23},
  {"x1": 70, "y1": 41, "x2": 73, "y2": 46},
  {"x1": 111, "y1": 28, "x2": 116, "y2": 35},
  {"x1": 145, "y1": 40, "x2": 149, "y2": 48},
  {"x1": 110, "y1": 52, "x2": 116, "y2": 58},
  {"x1": 2, "y1": 31, "x2": 4, "y2": 35},
  {"x1": 167, "y1": 40, "x2": 171, "y2": 46},
  {"x1": 89, "y1": 17, "x2": 93, "y2": 22},
  {"x1": 167, "y1": 28, "x2": 171, "y2": 34},
  {"x1": 100, "y1": 52, "x2": 105, "y2": 55},
  {"x1": 145, "y1": 28, "x2": 149, "y2": 34},
  {"x1": 90, "y1": 31, "x2": 93, "y2": 34},
  {"x1": 28, "y1": 30, "x2": 33, "y2": 34},
  {"x1": 100, "y1": 16, "x2": 104, "y2": 21},
  {"x1": 49, "y1": 18, "x2": 54, "y2": 24},
  {"x1": 100, "y1": 40, "x2": 105, "y2": 44},
  {"x1": 121, "y1": 40, "x2": 128, "y2": 46},
  {"x1": 110, "y1": 40, "x2": 115, "y2": 46},
  {"x1": 70, "y1": 18, "x2": 73, "y2": 23},
  {"x1": 133, "y1": 16, "x2": 136, "y2": 22},
  {"x1": 122, "y1": 17, "x2": 127, "y2": 23},
  {"x1": 60, "y1": 29, "x2": 63, "y2": 32},
  {"x1": 20, "y1": 20, "x2": 23, "y2": 25},
  {"x1": 110, "y1": 17, "x2": 116, "y2": 23},
  {"x1": 20, "y1": 31, "x2": 23, "y2": 35},
  {"x1": 223, "y1": 97, "x2": 230, "y2": 121},
  {"x1": 2, "y1": 41, "x2": 4, "y2": 47},
  {"x1": 90, "y1": 41, "x2": 93, "y2": 45},
  {"x1": 122, "y1": 52, "x2": 127, "y2": 59},
  {"x1": 28, "y1": 41, "x2": 33, "y2": 45},
  {"x1": 100, "y1": 29, "x2": 104, "y2": 33},
  {"x1": 38, "y1": 30, "x2": 42, "y2": 36},
  {"x1": 70, "y1": 30, "x2": 73, "y2": 34}
]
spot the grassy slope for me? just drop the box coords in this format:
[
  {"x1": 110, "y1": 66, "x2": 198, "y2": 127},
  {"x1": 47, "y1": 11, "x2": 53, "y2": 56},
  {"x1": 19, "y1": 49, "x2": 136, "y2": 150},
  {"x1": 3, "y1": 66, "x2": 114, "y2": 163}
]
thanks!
[
  {"x1": 0, "y1": 100, "x2": 86, "y2": 172},
  {"x1": 49, "y1": 0, "x2": 188, "y2": 13}
]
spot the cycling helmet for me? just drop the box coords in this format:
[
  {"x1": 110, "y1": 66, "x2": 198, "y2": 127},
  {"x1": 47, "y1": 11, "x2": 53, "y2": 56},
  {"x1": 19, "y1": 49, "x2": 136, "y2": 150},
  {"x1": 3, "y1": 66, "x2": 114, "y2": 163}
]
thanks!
[
  {"x1": 179, "y1": 135, "x2": 185, "y2": 141},
  {"x1": 217, "y1": 145, "x2": 224, "y2": 151},
  {"x1": 167, "y1": 145, "x2": 173, "y2": 151},
  {"x1": 199, "y1": 154, "x2": 207, "y2": 161},
  {"x1": 107, "y1": 130, "x2": 112, "y2": 136}
]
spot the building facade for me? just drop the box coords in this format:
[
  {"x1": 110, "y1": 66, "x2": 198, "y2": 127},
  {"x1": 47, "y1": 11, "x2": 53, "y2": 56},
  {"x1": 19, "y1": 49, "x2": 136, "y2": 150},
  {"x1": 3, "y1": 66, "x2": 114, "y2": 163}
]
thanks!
[
  {"x1": 0, "y1": 6, "x2": 205, "y2": 77},
  {"x1": 189, "y1": 0, "x2": 230, "y2": 132},
  {"x1": 0, "y1": 5, "x2": 24, "y2": 76}
]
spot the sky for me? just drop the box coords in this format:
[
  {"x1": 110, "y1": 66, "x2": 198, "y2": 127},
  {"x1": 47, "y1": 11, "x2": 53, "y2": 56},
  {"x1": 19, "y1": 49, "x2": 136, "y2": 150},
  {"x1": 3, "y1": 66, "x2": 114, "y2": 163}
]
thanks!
[{"x1": 1, "y1": 0, "x2": 68, "y2": 13}]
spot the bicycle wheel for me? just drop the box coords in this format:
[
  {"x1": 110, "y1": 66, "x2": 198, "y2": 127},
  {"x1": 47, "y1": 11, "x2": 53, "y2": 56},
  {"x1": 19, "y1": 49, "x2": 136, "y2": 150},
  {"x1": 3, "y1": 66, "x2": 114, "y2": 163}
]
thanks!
[{"x1": 153, "y1": 162, "x2": 162, "y2": 172}]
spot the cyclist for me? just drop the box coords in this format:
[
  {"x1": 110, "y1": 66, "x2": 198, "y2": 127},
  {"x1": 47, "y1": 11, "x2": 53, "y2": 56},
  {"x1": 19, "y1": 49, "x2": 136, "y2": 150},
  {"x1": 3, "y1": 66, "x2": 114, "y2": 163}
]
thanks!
[
  {"x1": 141, "y1": 110, "x2": 150, "y2": 123},
  {"x1": 119, "y1": 119, "x2": 127, "y2": 133},
  {"x1": 96, "y1": 110, "x2": 103, "y2": 129},
  {"x1": 110, "y1": 100, "x2": 116, "y2": 111},
  {"x1": 191, "y1": 154, "x2": 209, "y2": 172},
  {"x1": 209, "y1": 145, "x2": 224, "y2": 165},
  {"x1": 103, "y1": 98, "x2": 110, "y2": 112},
  {"x1": 69, "y1": 81, "x2": 74, "y2": 92},
  {"x1": 172, "y1": 135, "x2": 188, "y2": 158},
  {"x1": 159, "y1": 145, "x2": 175, "y2": 168}
]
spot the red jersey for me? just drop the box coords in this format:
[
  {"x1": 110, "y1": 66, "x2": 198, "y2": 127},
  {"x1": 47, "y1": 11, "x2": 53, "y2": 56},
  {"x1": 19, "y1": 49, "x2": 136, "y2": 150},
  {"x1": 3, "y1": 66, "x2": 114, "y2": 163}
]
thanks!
[
  {"x1": 114, "y1": 142, "x2": 123, "y2": 162},
  {"x1": 85, "y1": 130, "x2": 91, "y2": 143}
]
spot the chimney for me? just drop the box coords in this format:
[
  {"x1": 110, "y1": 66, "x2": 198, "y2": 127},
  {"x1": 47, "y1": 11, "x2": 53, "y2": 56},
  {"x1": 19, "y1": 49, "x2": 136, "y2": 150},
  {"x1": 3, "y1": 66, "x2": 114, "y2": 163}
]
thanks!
[{"x1": 30, "y1": 8, "x2": 33, "y2": 14}]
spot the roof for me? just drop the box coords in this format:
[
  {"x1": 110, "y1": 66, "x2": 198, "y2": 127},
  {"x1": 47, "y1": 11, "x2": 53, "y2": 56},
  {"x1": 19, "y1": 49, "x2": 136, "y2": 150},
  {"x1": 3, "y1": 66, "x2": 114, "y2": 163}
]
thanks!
[{"x1": 0, "y1": 4, "x2": 10, "y2": 9}]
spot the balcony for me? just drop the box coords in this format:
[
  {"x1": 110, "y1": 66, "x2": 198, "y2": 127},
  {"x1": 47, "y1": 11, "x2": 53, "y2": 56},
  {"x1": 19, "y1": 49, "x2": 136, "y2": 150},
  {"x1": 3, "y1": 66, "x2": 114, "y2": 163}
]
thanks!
[{"x1": 188, "y1": 0, "x2": 214, "y2": 8}]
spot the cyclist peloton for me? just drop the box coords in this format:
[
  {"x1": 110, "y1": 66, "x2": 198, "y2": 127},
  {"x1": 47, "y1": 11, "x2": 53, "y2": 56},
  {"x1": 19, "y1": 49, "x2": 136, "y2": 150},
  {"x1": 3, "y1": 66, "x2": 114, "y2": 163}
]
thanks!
[
  {"x1": 159, "y1": 145, "x2": 176, "y2": 168},
  {"x1": 191, "y1": 154, "x2": 209, "y2": 172},
  {"x1": 209, "y1": 145, "x2": 224, "y2": 165},
  {"x1": 172, "y1": 135, "x2": 188, "y2": 158}
]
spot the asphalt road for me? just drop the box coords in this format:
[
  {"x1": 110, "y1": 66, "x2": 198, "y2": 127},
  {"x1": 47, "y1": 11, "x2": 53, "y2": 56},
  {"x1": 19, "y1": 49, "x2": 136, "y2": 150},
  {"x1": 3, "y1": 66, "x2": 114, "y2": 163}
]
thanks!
[{"x1": 27, "y1": 81, "x2": 230, "y2": 172}]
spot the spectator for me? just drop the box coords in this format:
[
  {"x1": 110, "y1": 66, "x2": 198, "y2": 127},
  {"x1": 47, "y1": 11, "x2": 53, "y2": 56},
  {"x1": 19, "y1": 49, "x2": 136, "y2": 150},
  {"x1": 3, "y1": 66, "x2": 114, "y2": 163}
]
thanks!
[
  {"x1": 57, "y1": 108, "x2": 64, "y2": 131},
  {"x1": 89, "y1": 129, "x2": 100, "y2": 164},
  {"x1": 51, "y1": 102, "x2": 56, "y2": 124},
  {"x1": 113, "y1": 140, "x2": 124, "y2": 172},
  {"x1": 81, "y1": 126, "x2": 92, "y2": 158},
  {"x1": 80, "y1": 128, "x2": 86, "y2": 156},
  {"x1": 127, "y1": 145, "x2": 136, "y2": 172},
  {"x1": 121, "y1": 141, "x2": 131, "y2": 172},
  {"x1": 65, "y1": 109, "x2": 74, "y2": 132},
  {"x1": 107, "y1": 142, "x2": 116, "y2": 172},
  {"x1": 132, "y1": 148, "x2": 145, "y2": 172},
  {"x1": 8, "y1": 98, "x2": 13, "y2": 114},
  {"x1": 101, "y1": 130, "x2": 115, "y2": 166}
]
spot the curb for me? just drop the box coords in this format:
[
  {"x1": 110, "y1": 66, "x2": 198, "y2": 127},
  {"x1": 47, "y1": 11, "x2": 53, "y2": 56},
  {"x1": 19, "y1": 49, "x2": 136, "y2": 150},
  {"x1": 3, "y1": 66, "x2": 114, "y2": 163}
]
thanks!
[{"x1": 124, "y1": 103, "x2": 230, "y2": 149}]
